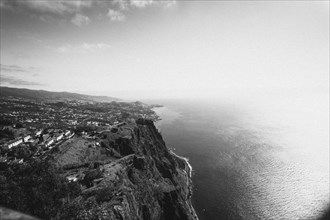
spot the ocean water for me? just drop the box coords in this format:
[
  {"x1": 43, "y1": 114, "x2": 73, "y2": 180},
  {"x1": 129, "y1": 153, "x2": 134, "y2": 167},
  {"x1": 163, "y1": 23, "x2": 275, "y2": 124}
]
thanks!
[{"x1": 150, "y1": 91, "x2": 329, "y2": 220}]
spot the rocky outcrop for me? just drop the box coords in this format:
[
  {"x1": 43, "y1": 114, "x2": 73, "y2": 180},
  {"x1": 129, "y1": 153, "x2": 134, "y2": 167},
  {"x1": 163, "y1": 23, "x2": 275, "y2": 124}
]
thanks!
[
  {"x1": 0, "y1": 119, "x2": 198, "y2": 220},
  {"x1": 76, "y1": 119, "x2": 198, "y2": 220}
]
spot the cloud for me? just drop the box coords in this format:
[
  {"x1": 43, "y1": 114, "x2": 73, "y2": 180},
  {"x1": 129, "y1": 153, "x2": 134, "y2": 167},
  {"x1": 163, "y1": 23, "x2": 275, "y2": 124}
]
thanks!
[
  {"x1": 107, "y1": 9, "x2": 126, "y2": 21},
  {"x1": 71, "y1": 13, "x2": 91, "y2": 26},
  {"x1": 130, "y1": 0, "x2": 154, "y2": 9},
  {"x1": 0, "y1": 0, "x2": 176, "y2": 23},
  {"x1": 0, "y1": 0, "x2": 93, "y2": 14},
  {"x1": 111, "y1": 0, "x2": 130, "y2": 11},
  {"x1": 1, "y1": 76, "x2": 43, "y2": 86},
  {"x1": 57, "y1": 43, "x2": 112, "y2": 53},
  {"x1": 161, "y1": 0, "x2": 177, "y2": 8},
  {"x1": 0, "y1": 64, "x2": 36, "y2": 73},
  {"x1": 112, "y1": 0, "x2": 176, "y2": 10},
  {"x1": 1, "y1": 64, "x2": 28, "y2": 73}
]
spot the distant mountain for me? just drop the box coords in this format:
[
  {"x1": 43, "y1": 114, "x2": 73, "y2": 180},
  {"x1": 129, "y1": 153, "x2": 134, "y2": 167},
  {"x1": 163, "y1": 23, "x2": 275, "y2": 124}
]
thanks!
[{"x1": 0, "y1": 87, "x2": 120, "y2": 103}]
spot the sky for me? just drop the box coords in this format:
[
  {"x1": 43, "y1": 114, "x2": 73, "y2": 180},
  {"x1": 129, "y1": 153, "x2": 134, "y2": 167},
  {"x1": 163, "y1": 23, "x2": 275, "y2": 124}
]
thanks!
[{"x1": 0, "y1": 0, "x2": 329, "y2": 100}]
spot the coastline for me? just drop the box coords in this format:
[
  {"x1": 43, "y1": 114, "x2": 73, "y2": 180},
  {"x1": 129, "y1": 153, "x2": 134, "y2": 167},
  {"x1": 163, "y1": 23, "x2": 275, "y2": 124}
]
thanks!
[
  {"x1": 169, "y1": 150, "x2": 193, "y2": 179},
  {"x1": 169, "y1": 150, "x2": 199, "y2": 220},
  {"x1": 151, "y1": 99, "x2": 330, "y2": 220},
  {"x1": 153, "y1": 105, "x2": 199, "y2": 220}
]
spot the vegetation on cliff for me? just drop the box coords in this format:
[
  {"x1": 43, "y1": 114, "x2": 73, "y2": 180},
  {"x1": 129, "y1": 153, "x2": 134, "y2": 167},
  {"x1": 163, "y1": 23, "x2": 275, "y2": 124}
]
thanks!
[
  {"x1": 0, "y1": 119, "x2": 198, "y2": 220},
  {"x1": 0, "y1": 159, "x2": 80, "y2": 219}
]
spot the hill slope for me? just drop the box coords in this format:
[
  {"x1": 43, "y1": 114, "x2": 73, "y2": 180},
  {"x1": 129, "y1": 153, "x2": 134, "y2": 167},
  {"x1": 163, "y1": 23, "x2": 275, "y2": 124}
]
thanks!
[{"x1": 0, "y1": 86, "x2": 120, "y2": 103}]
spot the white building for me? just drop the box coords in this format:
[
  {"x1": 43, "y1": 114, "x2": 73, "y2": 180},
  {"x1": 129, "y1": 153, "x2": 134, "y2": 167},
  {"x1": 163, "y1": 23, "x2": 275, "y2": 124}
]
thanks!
[
  {"x1": 45, "y1": 139, "x2": 54, "y2": 147},
  {"x1": 66, "y1": 174, "x2": 78, "y2": 182},
  {"x1": 35, "y1": 130, "x2": 43, "y2": 136},
  {"x1": 7, "y1": 139, "x2": 23, "y2": 149},
  {"x1": 23, "y1": 135, "x2": 31, "y2": 142},
  {"x1": 56, "y1": 134, "x2": 64, "y2": 141}
]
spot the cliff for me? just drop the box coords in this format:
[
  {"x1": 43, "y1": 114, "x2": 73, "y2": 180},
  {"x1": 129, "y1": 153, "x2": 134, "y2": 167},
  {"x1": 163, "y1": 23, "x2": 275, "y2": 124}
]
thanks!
[
  {"x1": 0, "y1": 119, "x2": 198, "y2": 220},
  {"x1": 57, "y1": 118, "x2": 198, "y2": 220}
]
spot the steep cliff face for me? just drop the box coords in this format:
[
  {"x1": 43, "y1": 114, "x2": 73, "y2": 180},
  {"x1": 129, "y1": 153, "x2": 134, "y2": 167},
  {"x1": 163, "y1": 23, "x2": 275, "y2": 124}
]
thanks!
[
  {"x1": 0, "y1": 119, "x2": 198, "y2": 220},
  {"x1": 66, "y1": 119, "x2": 198, "y2": 220}
]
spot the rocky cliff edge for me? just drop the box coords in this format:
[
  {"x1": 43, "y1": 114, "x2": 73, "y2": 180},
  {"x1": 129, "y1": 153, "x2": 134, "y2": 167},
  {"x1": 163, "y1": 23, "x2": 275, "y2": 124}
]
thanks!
[{"x1": 63, "y1": 118, "x2": 198, "y2": 220}]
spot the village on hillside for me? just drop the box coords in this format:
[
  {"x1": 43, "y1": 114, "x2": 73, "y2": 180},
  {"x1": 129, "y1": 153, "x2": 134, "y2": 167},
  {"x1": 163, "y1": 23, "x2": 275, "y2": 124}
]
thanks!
[{"x1": 0, "y1": 96, "x2": 161, "y2": 169}]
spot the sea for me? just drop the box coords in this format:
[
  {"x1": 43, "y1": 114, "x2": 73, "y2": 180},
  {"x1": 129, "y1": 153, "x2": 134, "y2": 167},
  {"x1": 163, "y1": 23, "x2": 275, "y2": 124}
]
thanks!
[{"x1": 147, "y1": 89, "x2": 329, "y2": 220}]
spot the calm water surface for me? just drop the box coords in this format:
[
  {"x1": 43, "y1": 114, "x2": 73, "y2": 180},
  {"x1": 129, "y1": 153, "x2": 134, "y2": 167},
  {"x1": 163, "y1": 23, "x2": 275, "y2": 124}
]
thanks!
[{"x1": 151, "y1": 92, "x2": 329, "y2": 220}]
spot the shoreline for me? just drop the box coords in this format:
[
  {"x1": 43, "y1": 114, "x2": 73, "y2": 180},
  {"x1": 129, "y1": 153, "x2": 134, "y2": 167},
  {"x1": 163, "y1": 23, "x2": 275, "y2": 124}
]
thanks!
[
  {"x1": 169, "y1": 150, "x2": 193, "y2": 179},
  {"x1": 169, "y1": 150, "x2": 199, "y2": 220},
  {"x1": 153, "y1": 104, "x2": 199, "y2": 220}
]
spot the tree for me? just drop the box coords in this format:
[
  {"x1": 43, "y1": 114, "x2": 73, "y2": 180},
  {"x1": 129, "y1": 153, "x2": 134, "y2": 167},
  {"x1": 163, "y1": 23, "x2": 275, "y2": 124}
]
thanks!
[
  {"x1": 16, "y1": 123, "x2": 24, "y2": 128},
  {"x1": 0, "y1": 128, "x2": 14, "y2": 139},
  {"x1": 0, "y1": 159, "x2": 81, "y2": 220}
]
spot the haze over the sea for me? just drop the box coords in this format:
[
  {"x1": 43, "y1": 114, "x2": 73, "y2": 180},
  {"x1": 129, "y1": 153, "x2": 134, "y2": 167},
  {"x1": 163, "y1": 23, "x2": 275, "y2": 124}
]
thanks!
[{"x1": 153, "y1": 91, "x2": 329, "y2": 219}]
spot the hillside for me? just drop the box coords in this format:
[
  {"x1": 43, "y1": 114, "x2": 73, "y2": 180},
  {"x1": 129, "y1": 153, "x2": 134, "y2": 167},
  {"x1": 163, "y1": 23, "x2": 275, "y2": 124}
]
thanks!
[
  {"x1": 0, "y1": 119, "x2": 198, "y2": 220},
  {"x1": 0, "y1": 87, "x2": 120, "y2": 103}
]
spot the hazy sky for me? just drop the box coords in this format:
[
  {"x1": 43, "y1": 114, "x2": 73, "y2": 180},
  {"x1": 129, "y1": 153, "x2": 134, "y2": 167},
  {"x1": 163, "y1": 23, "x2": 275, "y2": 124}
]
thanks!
[{"x1": 0, "y1": 0, "x2": 329, "y2": 99}]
